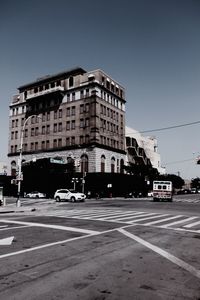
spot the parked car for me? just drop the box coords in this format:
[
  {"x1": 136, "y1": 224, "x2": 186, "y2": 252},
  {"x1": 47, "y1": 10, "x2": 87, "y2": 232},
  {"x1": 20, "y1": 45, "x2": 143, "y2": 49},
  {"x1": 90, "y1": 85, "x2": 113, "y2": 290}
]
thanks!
[
  {"x1": 54, "y1": 189, "x2": 86, "y2": 202},
  {"x1": 25, "y1": 191, "x2": 46, "y2": 198}
]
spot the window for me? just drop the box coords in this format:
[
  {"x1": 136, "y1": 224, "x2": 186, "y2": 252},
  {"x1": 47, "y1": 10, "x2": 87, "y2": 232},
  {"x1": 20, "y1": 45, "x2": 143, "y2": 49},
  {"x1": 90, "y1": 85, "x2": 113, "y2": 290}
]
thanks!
[
  {"x1": 25, "y1": 129, "x2": 28, "y2": 137},
  {"x1": 42, "y1": 126, "x2": 45, "y2": 134},
  {"x1": 46, "y1": 140, "x2": 50, "y2": 149},
  {"x1": 69, "y1": 76, "x2": 74, "y2": 87},
  {"x1": 59, "y1": 109, "x2": 62, "y2": 118},
  {"x1": 66, "y1": 137, "x2": 70, "y2": 146},
  {"x1": 16, "y1": 119, "x2": 18, "y2": 127},
  {"x1": 66, "y1": 121, "x2": 70, "y2": 130},
  {"x1": 81, "y1": 154, "x2": 88, "y2": 173},
  {"x1": 80, "y1": 104, "x2": 84, "y2": 113},
  {"x1": 58, "y1": 139, "x2": 62, "y2": 147},
  {"x1": 42, "y1": 113, "x2": 45, "y2": 122},
  {"x1": 80, "y1": 136, "x2": 84, "y2": 144},
  {"x1": 85, "y1": 135, "x2": 89, "y2": 143},
  {"x1": 67, "y1": 94, "x2": 70, "y2": 102},
  {"x1": 66, "y1": 107, "x2": 70, "y2": 117},
  {"x1": 12, "y1": 120, "x2": 15, "y2": 128},
  {"x1": 71, "y1": 120, "x2": 75, "y2": 130},
  {"x1": 21, "y1": 118, "x2": 25, "y2": 126},
  {"x1": 35, "y1": 127, "x2": 39, "y2": 136},
  {"x1": 86, "y1": 89, "x2": 89, "y2": 97},
  {"x1": 72, "y1": 92, "x2": 75, "y2": 101},
  {"x1": 30, "y1": 143, "x2": 34, "y2": 151},
  {"x1": 47, "y1": 112, "x2": 50, "y2": 121},
  {"x1": 80, "y1": 119, "x2": 84, "y2": 128},
  {"x1": 71, "y1": 136, "x2": 75, "y2": 145},
  {"x1": 85, "y1": 118, "x2": 89, "y2": 127},
  {"x1": 54, "y1": 124, "x2": 57, "y2": 133},
  {"x1": 71, "y1": 106, "x2": 75, "y2": 116},
  {"x1": 58, "y1": 123, "x2": 62, "y2": 132},
  {"x1": 46, "y1": 125, "x2": 50, "y2": 134},
  {"x1": 101, "y1": 155, "x2": 105, "y2": 173},
  {"x1": 31, "y1": 128, "x2": 34, "y2": 136},
  {"x1": 111, "y1": 158, "x2": 115, "y2": 173},
  {"x1": 53, "y1": 139, "x2": 57, "y2": 148},
  {"x1": 54, "y1": 110, "x2": 57, "y2": 119},
  {"x1": 41, "y1": 141, "x2": 45, "y2": 150},
  {"x1": 85, "y1": 103, "x2": 89, "y2": 112}
]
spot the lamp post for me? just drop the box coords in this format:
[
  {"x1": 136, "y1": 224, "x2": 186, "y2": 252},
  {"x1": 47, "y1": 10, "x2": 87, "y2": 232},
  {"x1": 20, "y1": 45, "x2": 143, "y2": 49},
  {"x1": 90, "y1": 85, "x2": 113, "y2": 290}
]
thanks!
[{"x1": 17, "y1": 115, "x2": 40, "y2": 207}]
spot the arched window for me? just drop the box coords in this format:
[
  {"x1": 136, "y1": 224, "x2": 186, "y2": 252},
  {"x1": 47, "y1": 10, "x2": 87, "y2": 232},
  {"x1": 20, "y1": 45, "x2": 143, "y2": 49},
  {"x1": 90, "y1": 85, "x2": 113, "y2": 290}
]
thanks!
[
  {"x1": 101, "y1": 155, "x2": 106, "y2": 173},
  {"x1": 120, "y1": 159, "x2": 124, "y2": 174},
  {"x1": 81, "y1": 154, "x2": 88, "y2": 173},
  {"x1": 111, "y1": 157, "x2": 115, "y2": 173},
  {"x1": 11, "y1": 161, "x2": 17, "y2": 177}
]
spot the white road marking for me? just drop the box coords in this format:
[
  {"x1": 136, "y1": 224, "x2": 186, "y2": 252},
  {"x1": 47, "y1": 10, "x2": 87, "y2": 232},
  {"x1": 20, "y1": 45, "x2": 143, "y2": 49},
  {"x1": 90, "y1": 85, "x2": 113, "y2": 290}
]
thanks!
[
  {"x1": 0, "y1": 220, "x2": 98, "y2": 235},
  {"x1": 0, "y1": 226, "x2": 8, "y2": 229},
  {"x1": 159, "y1": 217, "x2": 198, "y2": 228},
  {"x1": 129, "y1": 214, "x2": 169, "y2": 223},
  {"x1": 0, "y1": 234, "x2": 97, "y2": 259},
  {"x1": 143, "y1": 215, "x2": 185, "y2": 226},
  {"x1": 183, "y1": 220, "x2": 200, "y2": 228},
  {"x1": 96, "y1": 211, "x2": 146, "y2": 220},
  {"x1": 118, "y1": 228, "x2": 200, "y2": 279},
  {"x1": 0, "y1": 236, "x2": 14, "y2": 245},
  {"x1": 112, "y1": 212, "x2": 157, "y2": 221},
  {"x1": 0, "y1": 225, "x2": 31, "y2": 231}
]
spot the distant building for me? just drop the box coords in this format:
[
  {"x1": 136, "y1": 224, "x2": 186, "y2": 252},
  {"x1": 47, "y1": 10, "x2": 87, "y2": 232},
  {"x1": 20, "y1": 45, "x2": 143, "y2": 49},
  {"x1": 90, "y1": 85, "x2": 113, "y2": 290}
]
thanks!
[
  {"x1": 125, "y1": 126, "x2": 166, "y2": 174},
  {"x1": 0, "y1": 162, "x2": 7, "y2": 176},
  {"x1": 8, "y1": 67, "x2": 126, "y2": 176}
]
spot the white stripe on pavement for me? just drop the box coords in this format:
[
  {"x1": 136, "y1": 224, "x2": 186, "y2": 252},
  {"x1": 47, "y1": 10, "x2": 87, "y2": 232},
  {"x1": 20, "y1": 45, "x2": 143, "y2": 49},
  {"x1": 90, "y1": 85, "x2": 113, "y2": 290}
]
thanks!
[
  {"x1": 118, "y1": 228, "x2": 200, "y2": 279},
  {"x1": 0, "y1": 219, "x2": 99, "y2": 235},
  {"x1": 159, "y1": 217, "x2": 198, "y2": 228},
  {"x1": 183, "y1": 220, "x2": 200, "y2": 228},
  {"x1": 143, "y1": 215, "x2": 185, "y2": 226}
]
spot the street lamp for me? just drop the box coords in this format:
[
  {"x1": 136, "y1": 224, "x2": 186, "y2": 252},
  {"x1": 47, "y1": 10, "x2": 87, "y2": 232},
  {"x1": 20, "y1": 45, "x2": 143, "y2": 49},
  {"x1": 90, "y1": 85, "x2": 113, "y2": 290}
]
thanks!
[
  {"x1": 71, "y1": 178, "x2": 79, "y2": 190},
  {"x1": 17, "y1": 114, "x2": 41, "y2": 207}
]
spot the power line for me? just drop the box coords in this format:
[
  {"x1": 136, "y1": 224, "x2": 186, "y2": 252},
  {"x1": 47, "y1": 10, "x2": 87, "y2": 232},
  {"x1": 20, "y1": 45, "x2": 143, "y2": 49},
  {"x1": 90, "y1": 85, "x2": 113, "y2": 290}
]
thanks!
[
  {"x1": 139, "y1": 120, "x2": 200, "y2": 134},
  {"x1": 164, "y1": 158, "x2": 195, "y2": 165}
]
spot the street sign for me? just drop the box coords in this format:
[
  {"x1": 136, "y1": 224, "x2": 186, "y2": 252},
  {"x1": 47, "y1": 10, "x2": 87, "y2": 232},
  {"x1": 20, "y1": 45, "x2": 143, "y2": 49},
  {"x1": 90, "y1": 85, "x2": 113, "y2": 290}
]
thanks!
[{"x1": 50, "y1": 158, "x2": 65, "y2": 164}]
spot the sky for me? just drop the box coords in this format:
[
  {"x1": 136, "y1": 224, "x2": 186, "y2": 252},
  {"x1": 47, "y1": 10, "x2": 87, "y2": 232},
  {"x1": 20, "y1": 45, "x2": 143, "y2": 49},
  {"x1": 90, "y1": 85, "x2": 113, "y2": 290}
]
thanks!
[{"x1": 1, "y1": 0, "x2": 200, "y2": 180}]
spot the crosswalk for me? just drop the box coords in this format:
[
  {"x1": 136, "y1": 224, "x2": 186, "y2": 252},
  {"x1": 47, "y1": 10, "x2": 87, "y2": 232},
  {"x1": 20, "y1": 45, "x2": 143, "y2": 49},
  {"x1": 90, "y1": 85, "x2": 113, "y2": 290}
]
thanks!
[{"x1": 36, "y1": 208, "x2": 200, "y2": 234}]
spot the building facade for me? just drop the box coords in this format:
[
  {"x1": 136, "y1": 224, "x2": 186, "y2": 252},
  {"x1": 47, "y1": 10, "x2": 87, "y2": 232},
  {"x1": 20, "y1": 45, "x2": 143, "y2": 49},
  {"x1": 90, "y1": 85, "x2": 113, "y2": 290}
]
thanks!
[
  {"x1": 8, "y1": 67, "x2": 126, "y2": 176},
  {"x1": 125, "y1": 126, "x2": 166, "y2": 174}
]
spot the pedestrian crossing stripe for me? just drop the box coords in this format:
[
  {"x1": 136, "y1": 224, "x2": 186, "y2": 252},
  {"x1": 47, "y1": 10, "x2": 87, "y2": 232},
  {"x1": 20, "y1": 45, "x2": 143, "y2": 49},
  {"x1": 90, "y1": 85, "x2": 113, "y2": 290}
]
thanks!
[{"x1": 35, "y1": 208, "x2": 200, "y2": 234}]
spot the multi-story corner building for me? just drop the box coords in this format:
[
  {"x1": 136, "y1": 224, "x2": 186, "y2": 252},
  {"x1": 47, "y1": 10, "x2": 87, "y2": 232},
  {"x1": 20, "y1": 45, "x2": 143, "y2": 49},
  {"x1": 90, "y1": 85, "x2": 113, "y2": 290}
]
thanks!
[
  {"x1": 125, "y1": 126, "x2": 166, "y2": 174},
  {"x1": 8, "y1": 67, "x2": 126, "y2": 176}
]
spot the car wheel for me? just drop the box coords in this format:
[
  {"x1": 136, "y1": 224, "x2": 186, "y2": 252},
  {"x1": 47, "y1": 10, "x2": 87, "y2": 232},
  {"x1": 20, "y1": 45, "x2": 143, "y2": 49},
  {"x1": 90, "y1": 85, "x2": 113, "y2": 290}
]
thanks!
[
  {"x1": 70, "y1": 196, "x2": 76, "y2": 202},
  {"x1": 56, "y1": 196, "x2": 61, "y2": 202}
]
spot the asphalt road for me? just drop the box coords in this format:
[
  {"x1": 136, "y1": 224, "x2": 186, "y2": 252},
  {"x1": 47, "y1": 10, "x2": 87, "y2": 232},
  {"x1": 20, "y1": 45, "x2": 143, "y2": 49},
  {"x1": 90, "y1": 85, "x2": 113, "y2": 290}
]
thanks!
[{"x1": 0, "y1": 195, "x2": 200, "y2": 299}]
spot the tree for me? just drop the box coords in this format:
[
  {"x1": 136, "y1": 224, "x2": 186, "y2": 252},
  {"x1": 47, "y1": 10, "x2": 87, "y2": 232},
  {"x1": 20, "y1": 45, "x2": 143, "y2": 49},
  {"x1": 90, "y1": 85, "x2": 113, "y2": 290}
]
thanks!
[
  {"x1": 191, "y1": 177, "x2": 200, "y2": 189},
  {"x1": 156, "y1": 174, "x2": 185, "y2": 189}
]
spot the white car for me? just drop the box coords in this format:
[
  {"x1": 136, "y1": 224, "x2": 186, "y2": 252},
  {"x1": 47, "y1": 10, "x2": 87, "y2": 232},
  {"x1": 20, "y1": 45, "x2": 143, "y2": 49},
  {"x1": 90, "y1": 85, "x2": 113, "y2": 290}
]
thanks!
[
  {"x1": 26, "y1": 191, "x2": 46, "y2": 198},
  {"x1": 54, "y1": 189, "x2": 86, "y2": 202}
]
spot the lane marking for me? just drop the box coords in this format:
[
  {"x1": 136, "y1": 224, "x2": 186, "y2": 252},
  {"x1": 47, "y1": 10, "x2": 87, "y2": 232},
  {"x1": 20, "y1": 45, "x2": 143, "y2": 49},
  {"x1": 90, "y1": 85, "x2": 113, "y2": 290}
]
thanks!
[
  {"x1": 0, "y1": 220, "x2": 98, "y2": 235},
  {"x1": 0, "y1": 234, "x2": 96, "y2": 259},
  {"x1": 159, "y1": 217, "x2": 198, "y2": 228},
  {"x1": 143, "y1": 215, "x2": 185, "y2": 226},
  {"x1": 183, "y1": 220, "x2": 200, "y2": 228},
  {"x1": 0, "y1": 236, "x2": 14, "y2": 245},
  {"x1": 128, "y1": 214, "x2": 169, "y2": 223},
  {"x1": 0, "y1": 225, "x2": 31, "y2": 231},
  {"x1": 118, "y1": 228, "x2": 200, "y2": 279},
  {"x1": 112, "y1": 212, "x2": 157, "y2": 221}
]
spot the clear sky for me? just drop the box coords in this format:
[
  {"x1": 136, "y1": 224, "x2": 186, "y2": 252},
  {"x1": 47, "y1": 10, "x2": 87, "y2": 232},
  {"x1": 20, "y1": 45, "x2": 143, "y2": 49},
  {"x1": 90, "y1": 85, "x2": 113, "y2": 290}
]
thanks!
[{"x1": 1, "y1": 0, "x2": 200, "y2": 180}]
